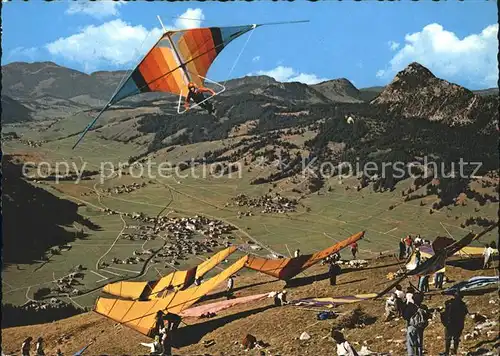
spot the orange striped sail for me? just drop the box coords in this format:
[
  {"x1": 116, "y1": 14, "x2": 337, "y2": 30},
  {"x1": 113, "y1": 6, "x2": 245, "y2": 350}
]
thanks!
[{"x1": 245, "y1": 231, "x2": 365, "y2": 280}]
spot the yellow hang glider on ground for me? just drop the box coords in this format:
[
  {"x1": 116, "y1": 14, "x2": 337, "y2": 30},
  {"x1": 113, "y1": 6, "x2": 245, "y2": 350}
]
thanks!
[
  {"x1": 95, "y1": 255, "x2": 249, "y2": 337},
  {"x1": 102, "y1": 246, "x2": 237, "y2": 300}
]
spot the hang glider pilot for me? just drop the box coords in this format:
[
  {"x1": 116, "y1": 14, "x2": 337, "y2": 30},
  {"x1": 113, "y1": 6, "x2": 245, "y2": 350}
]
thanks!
[{"x1": 184, "y1": 82, "x2": 216, "y2": 114}]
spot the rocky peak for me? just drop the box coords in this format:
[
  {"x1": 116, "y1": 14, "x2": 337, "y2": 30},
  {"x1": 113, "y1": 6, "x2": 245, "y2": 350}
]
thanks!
[
  {"x1": 312, "y1": 78, "x2": 362, "y2": 103},
  {"x1": 371, "y1": 62, "x2": 488, "y2": 126}
]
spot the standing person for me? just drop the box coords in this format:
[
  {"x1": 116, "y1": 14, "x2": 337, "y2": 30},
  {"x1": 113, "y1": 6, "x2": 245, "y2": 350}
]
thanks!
[
  {"x1": 399, "y1": 238, "x2": 406, "y2": 260},
  {"x1": 153, "y1": 311, "x2": 165, "y2": 337},
  {"x1": 439, "y1": 291, "x2": 468, "y2": 356},
  {"x1": 414, "y1": 248, "x2": 422, "y2": 267},
  {"x1": 350, "y1": 242, "x2": 358, "y2": 260},
  {"x1": 403, "y1": 293, "x2": 429, "y2": 356},
  {"x1": 406, "y1": 286, "x2": 415, "y2": 305},
  {"x1": 384, "y1": 293, "x2": 398, "y2": 322},
  {"x1": 414, "y1": 235, "x2": 422, "y2": 247},
  {"x1": 483, "y1": 243, "x2": 494, "y2": 269},
  {"x1": 226, "y1": 275, "x2": 234, "y2": 299},
  {"x1": 331, "y1": 330, "x2": 359, "y2": 356},
  {"x1": 405, "y1": 235, "x2": 413, "y2": 258},
  {"x1": 21, "y1": 337, "x2": 32, "y2": 356},
  {"x1": 35, "y1": 337, "x2": 45, "y2": 356},
  {"x1": 394, "y1": 285, "x2": 406, "y2": 316},
  {"x1": 434, "y1": 271, "x2": 445, "y2": 289},
  {"x1": 294, "y1": 249, "x2": 301, "y2": 258},
  {"x1": 329, "y1": 262, "x2": 341, "y2": 286},
  {"x1": 418, "y1": 274, "x2": 430, "y2": 293}
]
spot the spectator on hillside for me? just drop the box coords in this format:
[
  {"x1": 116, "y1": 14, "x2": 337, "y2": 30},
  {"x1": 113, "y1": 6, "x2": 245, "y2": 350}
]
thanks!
[
  {"x1": 35, "y1": 337, "x2": 45, "y2": 356},
  {"x1": 394, "y1": 285, "x2": 406, "y2": 316},
  {"x1": 399, "y1": 238, "x2": 406, "y2": 259},
  {"x1": 331, "y1": 330, "x2": 359, "y2": 356},
  {"x1": 21, "y1": 337, "x2": 32, "y2": 356},
  {"x1": 384, "y1": 293, "x2": 398, "y2": 322},
  {"x1": 483, "y1": 243, "x2": 495, "y2": 269},
  {"x1": 227, "y1": 276, "x2": 234, "y2": 299},
  {"x1": 329, "y1": 262, "x2": 341, "y2": 286},
  {"x1": 403, "y1": 293, "x2": 429, "y2": 356},
  {"x1": 406, "y1": 286, "x2": 415, "y2": 305},
  {"x1": 404, "y1": 235, "x2": 413, "y2": 257},
  {"x1": 350, "y1": 242, "x2": 358, "y2": 260},
  {"x1": 294, "y1": 249, "x2": 301, "y2": 258},
  {"x1": 434, "y1": 271, "x2": 445, "y2": 289},
  {"x1": 418, "y1": 275, "x2": 430, "y2": 293},
  {"x1": 439, "y1": 291, "x2": 468, "y2": 356},
  {"x1": 415, "y1": 248, "x2": 422, "y2": 267}
]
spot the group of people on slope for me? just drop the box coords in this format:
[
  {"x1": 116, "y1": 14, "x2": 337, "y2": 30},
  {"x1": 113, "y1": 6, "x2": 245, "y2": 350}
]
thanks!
[
  {"x1": 384, "y1": 283, "x2": 468, "y2": 356},
  {"x1": 399, "y1": 234, "x2": 430, "y2": 260},
  {"x1": 141, "y1": 311, "x2": 182, "y2": 356},
  {"x1": 20, "y1": 337, "x2": 47, "y2": 356}
]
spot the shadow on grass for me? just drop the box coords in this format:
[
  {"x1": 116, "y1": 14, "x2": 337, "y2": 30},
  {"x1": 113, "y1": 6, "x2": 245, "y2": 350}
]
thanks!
[{"x1": 173, "y1": 305, "x2": 275, "y2": 348}]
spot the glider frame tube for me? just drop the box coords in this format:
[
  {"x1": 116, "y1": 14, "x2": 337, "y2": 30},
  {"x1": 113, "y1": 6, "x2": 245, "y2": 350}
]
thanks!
[{"x1": 176, "y1": 74, "x2": 226, "y2": 114}]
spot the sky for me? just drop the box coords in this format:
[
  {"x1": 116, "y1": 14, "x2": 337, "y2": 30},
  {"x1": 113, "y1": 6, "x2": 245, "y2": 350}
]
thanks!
[{"x1": 2, "y1": 0, "x2": 498, "y2": 90}]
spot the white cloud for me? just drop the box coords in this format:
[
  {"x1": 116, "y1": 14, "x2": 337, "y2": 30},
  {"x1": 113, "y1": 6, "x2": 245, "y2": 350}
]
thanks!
[
  {"x1": 45, "y1": 9, "x2": 205, "y2": 72},
  {"x1": 377, "y1": 23, "x2": 499, "y2": 88},
  {"x1": 252, "y1": 56, "x2": 261, "y2": 62},
  {"x1": 66, "y1": 0, "x2": 124, "y2": 19},
  {"x1": 173, "y1": 8, "x2": 205, "y2": 29},
  {"x1": 249, "y1": 65, "x2": 327, "y2": 85},
  {"x1": 46, "y1": 19, "x2": 163, "y2": 72},
  {"x1": 8, "y1": 46, "x2": 39, "y2": 61},
  {"x1": 388, "y1": 40, "x2": 400, "y2": 51}
]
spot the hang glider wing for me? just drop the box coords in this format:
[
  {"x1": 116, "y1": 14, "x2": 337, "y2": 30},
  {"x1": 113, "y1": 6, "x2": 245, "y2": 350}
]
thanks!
[
  {"x1": 245, "y1": 231, "x2": 365, "y2": 280},
  {"x1": 72, "y1": 25, "x2": 255, "y2": 149},
  {"x1": 110, "y1": 25, "x2": 256, "y2": 105},
  {"x1": 94, "y1": 255, "x2": 248, "y2": 337},
  {"x1": 196, "y1": 246, "x2": 237, "y2": 279},
  {"x1": 179, "y1": 292, "x2": 269, "y2": 318},
  {"x1": 102, "y1": 247, "x2": 237, "y2": 300}
]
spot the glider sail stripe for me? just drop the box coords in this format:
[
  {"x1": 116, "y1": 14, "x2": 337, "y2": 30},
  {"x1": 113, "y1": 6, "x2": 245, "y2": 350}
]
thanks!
[
  {"x1": 245, "y1": 231, "x2": 365, "y2": 280},
  {"x1": 94, "y1": 256, "x2": 249, "y2": 336},
  {"x1": 196, "y1": 246, "x2": 237, "y2": 279}
]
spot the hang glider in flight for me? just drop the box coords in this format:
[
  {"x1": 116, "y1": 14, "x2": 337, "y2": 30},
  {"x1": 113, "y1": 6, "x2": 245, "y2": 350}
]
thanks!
[{"x1": 72, "y1": 18, "x2": 309, "y2": 149}]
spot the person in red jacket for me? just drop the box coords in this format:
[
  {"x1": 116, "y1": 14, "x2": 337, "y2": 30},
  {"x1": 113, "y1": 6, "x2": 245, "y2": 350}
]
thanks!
[{"x1": 350, "y1": 242, "x2": 358, "y2": 260}]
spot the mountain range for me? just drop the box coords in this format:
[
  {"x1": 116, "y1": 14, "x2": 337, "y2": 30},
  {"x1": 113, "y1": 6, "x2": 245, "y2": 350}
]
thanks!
[{"x1": 2, "y1": 60, "x2": 498, "y2": 125}]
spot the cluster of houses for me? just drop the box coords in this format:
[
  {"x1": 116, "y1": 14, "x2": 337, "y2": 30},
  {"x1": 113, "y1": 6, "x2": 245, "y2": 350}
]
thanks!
[
  {"x1": 103, "y1": 213, "x2": 237, "y2": 268},
  {"x1": 229, "y1": 193, "x2": 298, "y2": 214}
]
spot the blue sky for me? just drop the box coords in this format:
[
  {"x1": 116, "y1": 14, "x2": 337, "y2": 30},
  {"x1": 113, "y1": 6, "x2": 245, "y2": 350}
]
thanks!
[{"x1": 2, "y1": 0, "x2": 498, "y2": 89}]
